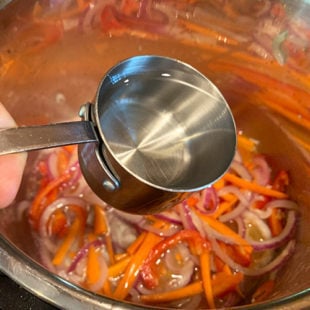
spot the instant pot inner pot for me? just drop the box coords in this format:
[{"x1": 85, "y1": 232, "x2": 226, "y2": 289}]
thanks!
[{"x1": 0, "y1": 0, "x2": 309, "y2": 309}]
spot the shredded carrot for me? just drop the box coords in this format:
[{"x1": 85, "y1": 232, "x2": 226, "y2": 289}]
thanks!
[
  {"x1": 212, "y1": 272, "x2": 244, "y2": 297},
  {"x1": 102, "y1": 279, "x2": 112, "y2": 296},
  {"x1": 86, "y1": 243, "x2": 102, "y2": 286},
  {"x1": 222, "y1": 264, "x2": 232, "y2": 275},
  {"x1": 196, "y1": 211, "x2": 252, "y2": 252},
  {"x1": 268, "y1": 208, "x2": 283, "y2": 237},
  {"x1": 212, "y1": 200, "x2": 237, "y2": 219},
  {"x1": 48, "y1": 209, "x2": 67, "y2": 236},
  {"x1": 141, "y1": 281, "x2": 204, "y2": 303},
  {"x1": 200, "y1": 250, "x2": 215, "y2": 308},
  {"x1": 237, "y1": 134, "x2": 258, "y2": 153},
  {"x1": 223, "y1": 173, "x2": 288, "y2": 199},
  {"x1": 63, "y1": 145, "x2": 76, "y2": 153},
  {"x1": 52, "y1": 218, "x2": 81, "y2": 266},
  {"x1": 187, "y1": 196, "x2": 199, "y2": 207},
  {"x1": 93, "y1": 205, "x2": 108, "y2": 235},
  {"x1": 195, "y1": 210, "x2": 253, "y2": 263},
  {"x1": 113, "y1": 232, "x2": 162, "y2": 300},
  {"x1": 140, "y1": 272, "x2": 244, "y2": 303},
  {"x1": 57, "y1": 149, "x2": 70, "y2": 175},
  {"x1": 213, "y1": 178, "x2": 225, "y2": 190},
  {"x1": 108, "y1": 256, "x2": 131, "y2": 278},
  {"x1": 114, "y1": 252, "x2": 128, "y2": 262},
  {"x1": 126, "y1": 232, "x2": 146, "y2": 255},
  {"x1": 145, "y1": 215, "x2": 173, "y2": 231}
]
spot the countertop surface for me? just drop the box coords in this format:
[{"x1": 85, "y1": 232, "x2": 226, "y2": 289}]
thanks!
[{"x1": 0, "y1": 272, "x2": 56, "y2": 310}]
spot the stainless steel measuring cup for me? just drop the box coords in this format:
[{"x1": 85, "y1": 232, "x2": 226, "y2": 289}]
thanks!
[{"x1": 0, "y1": 55, "x2": 236, "y2": 214}]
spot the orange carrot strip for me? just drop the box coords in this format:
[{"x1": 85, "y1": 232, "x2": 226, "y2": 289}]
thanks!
[
  {"x1": 140, "y1": 281, "x2": 204, "y2": 303},
  {"x1": 57, "y1": 149, "x2": 70, "y2": 175},
  {"x1": 113, "y1": 232, "x2": 162, "y2": 300},
  {"x1": 114, "y1": 252, "x2": 128, "y2": 262},
  {"x1": 237, "y1": 134, "x2": 258, "y2": 153},
  {"x1": 93, "y1": 205, "x2": 115, "y2": 263},
  {"x1": 52, "y1": 218, "x2": 80, "y2": 266},
  {"x1": 212, "y1": 272, "x2": 244, "y2": 297},
  {"x1": 222, "y1": 264, "x2": 232, "y2": 275},
  {"x1": 268, "y1": 208, "x2": 283, "y2": 237},
  {"x1": 48, "y1": 209, "x2": 67, "y2": 236},
  {"x1": 213, "y1": 178, "x2": 225, "y2": 190},
  {"x1": 63, "y1": 145, "x2": 76, "y2": 153},
  {"x1": 145, "y1": 215, "x2": 172, "y2": 230},
  {"x1": 195, "y1": 210, "x2": 253, "y2": 263},
  {"x1": 195, "y1": 211, "x2": 252, "y2": 253},
  {"x1": 93, "y1": 205, "x2": 108, "y2": 235},
  {"x1": 108, "y1": 256, "x2": 131, "y2": 278},
  {"x1": 102, "y1": 279, "x2": 112, "y2": 296},
  {"x1": 212, "y1": 200, "x2": 237, "y2": 219},
  {"x1": 200, "y1": 250, "x2": 215, "y2": 308},
  {"x1": 140, "y1": 272, "x2": 244, "y2": 303},
  {"x1": 86, "y1": 243, "x2": 101, "y2": 286},
  {"x1": 223, "y1": 173, "x2": 288, "y2": 199},
  {"x1": 126, "y1": 232, "x2": 146, "y2": 255}
]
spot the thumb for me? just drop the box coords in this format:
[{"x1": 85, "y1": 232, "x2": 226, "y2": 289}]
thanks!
[{"x1": 0, "y1": 103, "x2": 27, "y2": 208}]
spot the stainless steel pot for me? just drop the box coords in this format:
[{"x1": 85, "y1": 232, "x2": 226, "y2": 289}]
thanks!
[{"x1": 0, "y1": 0, "x2": 309, "y2": 309}]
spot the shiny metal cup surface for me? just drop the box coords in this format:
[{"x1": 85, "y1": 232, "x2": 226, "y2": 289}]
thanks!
[{"x1": 79, "y1": 55, "x2": 236, "y2": 214}]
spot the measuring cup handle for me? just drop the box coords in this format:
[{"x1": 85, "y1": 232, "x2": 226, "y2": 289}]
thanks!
[{"x1": 0, "y1": 121, "x2": 98, "y2": 155}]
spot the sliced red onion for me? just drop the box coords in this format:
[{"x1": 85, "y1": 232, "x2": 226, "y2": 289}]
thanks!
[
  {"x1": 250, "y1": 155, "x2": 271, "y2": 186},
  {"x1": 108, "y1": 213, "x2": 138, "y2": 251},
  {"x1": 39, "y1": 196, "x2": 89, "y2": 237},
  {"x1": 155, "y1": 210, "x2": 182, "y2": 225},
  {"x1": 190, "y1": 210, "x2": 208, "y2": 238},
  {"x1": 219, "y1": 202, "x2": 247, "y2": 222},
  {"x1": 211, "y1": 237, "x2": 295, "y2": 276},
  {"x1": 218, "y1": 185, "x2": 251, "y2": 206},
  {"x1": 243, "y1": 210, "x2": 272, "y2": 240},
  {"x1": 135, "y1": 281, "x2": 154, "y2": 296},
  {"x1": 233, "y1": 150, "x2": 243, "y2": 163},
  {"x1": 67, "y1": 238, "x2": 105, "y2": 273},
  {"x1": 128, "y1": 287, "x2": 141, "y2": 302},
  {"x1": 245, "y1": 211, "x2": 296, "y2": 251},
  {"x1": 264, "y1": 199, "x2": 299, "y2": 211},
  {"x1": 81, "y1": 0, "x2": 107, "y2": 33},
  {"x1": 164, "y1": 244, "x2": 193, "y2": 274},
  {"x1": 114, "y1": 209, "x2": 144, "y2": 225},
  {"x1": 198, "y1": 187, "x2": 219, "y2": 214},
  {"x1": 47, "y1": 151, "x2": 60, "y2": 179},
  {"x1": 250, "y1": 199, "x2": 299, "y2": 219},
  {"x1": 138, "y1": 218, "x2": 181, "y2": 237},
  {"x1": 235, "y1": 216, "x2": 246, "y2": 238},
  {"x1": 230, "y1": 160, "x2": 252, "y2": 181},
  {"x1": 177, "y1": 202, "x2": 196, "y2": 230},
  {"x1": 167, "y1": 259, "x2": 195, "y2": 289}
]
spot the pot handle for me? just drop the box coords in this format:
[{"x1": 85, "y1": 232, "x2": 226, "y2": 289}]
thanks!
[{"x1": 0, "y1": 121, "x2": 98, "y2": 155}]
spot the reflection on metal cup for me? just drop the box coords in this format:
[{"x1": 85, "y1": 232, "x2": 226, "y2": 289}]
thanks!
[{"x1": 78, "y1": 55, "x2": 236, "y2": 214}]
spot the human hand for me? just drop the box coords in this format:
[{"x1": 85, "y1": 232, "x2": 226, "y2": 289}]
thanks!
[{"x1": 0, "y1": 103, "x2": 27, "y2": 208}]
